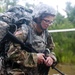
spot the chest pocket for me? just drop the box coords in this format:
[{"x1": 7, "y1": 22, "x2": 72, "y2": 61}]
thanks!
[{"x1": 26, "y1": 26, "x2": 47, "y2": 50}]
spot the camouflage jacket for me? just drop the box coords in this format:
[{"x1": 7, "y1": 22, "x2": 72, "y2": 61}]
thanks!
[
  {"x1": 0, "y1": 5, "x2": 56, "y2": 68},
  {"x1": 7, "y1": 21, "x2": 57, "y2": 68}
]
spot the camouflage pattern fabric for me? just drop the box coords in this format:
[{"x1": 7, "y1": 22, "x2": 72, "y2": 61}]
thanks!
[
  {"x1": 0, "y1": 5, "x2": 32, "y2": 41},
  {"x1": 0, "y1": 5, "x2": 34, "y2": 75},
  {"x1": 32, "y1": 3, "x2": 56, "y2": 18},
  {"x1": 9, "y1": 5, "x2": 32, "y2": 26},
  {"x1": 0, "y1": 5, "x2": 56, "y2": 75},
  {"x1": 7, "y1": 43, "x2": 38, "y2": 75},
  {"x1": 7, "y1": 43, "x2": 37, "y2": 67},
  {"x1": 0, "y1": 21, "x2": 9, "y2": 42},
  {"x1": 6, "y1": 21, "x2": 56, "y2": 75}
]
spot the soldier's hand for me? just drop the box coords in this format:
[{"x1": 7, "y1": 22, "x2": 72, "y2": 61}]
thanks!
[
  {"x1": 14, "y1": 30, "x2": 25, "y2": 41},
  {"x1": 44, "y1": 56, "x2": 53, "y2": 66},
  {"x1": 14, "y1": 31, "x2": 23, "y2": 36},
  {"x1": 37, "y1": 53, "x2": 45, "y2": 64}
]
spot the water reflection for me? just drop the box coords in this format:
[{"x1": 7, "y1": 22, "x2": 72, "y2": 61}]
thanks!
[{"x1": 49, "y1": 64, "x2": 75, "y2": 75}]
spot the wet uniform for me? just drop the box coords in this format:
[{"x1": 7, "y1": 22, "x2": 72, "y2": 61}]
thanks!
[
  {"x1": 7, "y1": 21, "x2": 56, "y2": 75},
  {"x1": 0, "y1": 5, "x2": 56, "y2": 75}
]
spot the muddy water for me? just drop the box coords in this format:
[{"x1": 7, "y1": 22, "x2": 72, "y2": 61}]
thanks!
[{"x1": 48, "y1": 64, "x2": 75, "y2": 75}]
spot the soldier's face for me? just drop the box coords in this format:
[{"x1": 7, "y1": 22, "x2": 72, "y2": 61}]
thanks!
[{"x1": 41, "y1": 16, "x2": 55, "y2": 30}]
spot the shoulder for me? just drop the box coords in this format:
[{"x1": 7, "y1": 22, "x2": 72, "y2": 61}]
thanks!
[
  {"x1": 45, "y1": 30, "x2": 49, "y2": 37},
  {"x1": 22, "y1": 24, "x2": 29, "y2": 33},
  {"x1": 0, "y1": 21, "x2": 9, "y2": 41}
]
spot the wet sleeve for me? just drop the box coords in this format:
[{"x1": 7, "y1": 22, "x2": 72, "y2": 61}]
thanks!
[
  {"x1": 46, "y1": 33, "x2": 55, "y2": 50},
  {"x1": 46, "y1": 33, "x2": 57, "y2": 62},
  {"x1": 0, "y1": 21, "x2": 9, "y2": 41},
  {"x1": 7, "y1": 43, "x2": 38, "y2": 67},
  {"x1": 19, "y1": 24, "x2": 38, "y2": 66},
  {"x1": 49, "y1": 52, "x2": 57, "y2": 62},
  {"x1": 15, "y1": 24, "x2": 29, "y2": 42},
  {"x1": 21, "y1": 24, "x2": 29, "y2": 40}
]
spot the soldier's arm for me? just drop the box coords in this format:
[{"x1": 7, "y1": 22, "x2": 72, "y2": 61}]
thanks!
[
  {"x1": 46, "y1": 33, "x2": 55, "y2": 50},
  {"x1": 46, "y1": 33, "x2": 57, "y2": 62},
  {"x1": 14, "y1": 24, "x2": 38, "y2": 66}
]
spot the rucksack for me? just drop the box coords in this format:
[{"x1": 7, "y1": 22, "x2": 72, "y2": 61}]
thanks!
[
  {"x1": 0, "y1": 5, "x2": 33, "y2": 56},
  {"x1": 0, "y1": 5, "x2": 33, "y2": 74},
  {"x1": 0, "y1": 5, "x2": 33, "y2": 42}
]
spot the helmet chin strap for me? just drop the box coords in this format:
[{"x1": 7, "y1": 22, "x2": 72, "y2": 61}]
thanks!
[
  {"x1": 39, "y1": 22, "x2": 46, "y2": 31},
  {"x1": 35, "y1": 17, "x2": 46, "y2": 31},
  {"x1": 35, "y1": 24, "x2": 45, "y2": 35}
]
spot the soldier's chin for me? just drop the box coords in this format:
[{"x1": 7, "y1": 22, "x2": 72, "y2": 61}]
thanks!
[
  {"x1": 42, "y1": 28, "x2": 46, "y2": 31},
  {"x1": 43, "y1": 27, "x2": 47, "y2": 30},
  {"x1": 40, "y1": 26, "x2": 47, "y2": 31}
]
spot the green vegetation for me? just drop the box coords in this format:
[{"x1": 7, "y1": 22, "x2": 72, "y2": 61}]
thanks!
[
  {"x1": 49, "y1": 2, "x2": 75, "y2": 64},
  {"x1": 0, "y1": 0, "x2": 75, "y2": 64}
]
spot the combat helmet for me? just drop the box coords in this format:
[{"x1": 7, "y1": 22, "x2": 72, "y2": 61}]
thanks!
[
  {"x1": 32, "y1": 3, "x2": 56, "y2": 30},
  {"x1": 32, "y1": 3, "x2": 56, "y2": 19}
]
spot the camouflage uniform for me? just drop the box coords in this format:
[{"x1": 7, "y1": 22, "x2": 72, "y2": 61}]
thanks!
[
  {"x1": 0, "y1": 5, "x2": 57, "y2": 75},
  {"x1": 6, "y1": 20, "x2": 56, "y2": 75},
  {"x1": 0, "y1": 5, "x2": 33, "y2": 75}
]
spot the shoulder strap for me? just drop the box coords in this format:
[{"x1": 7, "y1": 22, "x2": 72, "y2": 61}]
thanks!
[
  {"x1": 45, "y1": 30, "x2": 49, "y2": 43},
  {"x1": 25, "y1": 25, "x2": 33, "y2": 44}
]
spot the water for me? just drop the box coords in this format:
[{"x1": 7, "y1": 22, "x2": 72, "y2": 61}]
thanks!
[{"x1": 49, "y1": 64, "x2": 75, "y2": 75}]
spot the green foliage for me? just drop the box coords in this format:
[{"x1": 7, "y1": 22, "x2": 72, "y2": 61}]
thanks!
[
  {"x1": 49, "y1": 20, "x2": 75, "y2": 64},
  {"x1": 55, "y1": 13, "x2": 65, "y2": 25},
  {"x1": 49, "y1": 4, "x2": 75, "y2": 64},
  {"x1": 50, "y1": 29, "x2": 75, "y2": 64},
  {"x1": 0, "y1": 7, "x2": 2, "y2": 12},
  {"x1": 0, "y1": 0, "x2": 19, "y2": 11},
  {"x1": 65, "y1": 2, "x2": 75, "y2": 25},
  {"x1": 55, "y1": 49, "x2": 75, "y2": 64}
]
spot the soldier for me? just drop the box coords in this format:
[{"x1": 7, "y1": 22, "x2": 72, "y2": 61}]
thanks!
[
  {"x1": 0, "y1": 5, "x2": 32, "y2": 75},
  {"x1": 0, "y1": 4, "x2": 57, "y2": 75}
]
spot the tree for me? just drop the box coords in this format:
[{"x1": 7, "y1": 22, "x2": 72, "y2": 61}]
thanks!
[
  {"x1": 55, "y1": 13, "x2": 65, "y2": 25},
  {"x1": 4, "y1": 0, "x2": 19, "y2": 10},
  {"x1": 65, "y1": 2, "x2": 75, "y2": 25}
]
